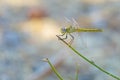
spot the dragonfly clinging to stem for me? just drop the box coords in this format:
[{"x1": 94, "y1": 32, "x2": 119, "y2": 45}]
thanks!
[{"x1": 57, "y1": 20, "x2": 103, "y2": 44}]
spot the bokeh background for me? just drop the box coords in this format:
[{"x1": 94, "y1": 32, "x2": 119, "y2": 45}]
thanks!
[{"x1": 0, "y1": 0, "x2": 120, "y2": 80}]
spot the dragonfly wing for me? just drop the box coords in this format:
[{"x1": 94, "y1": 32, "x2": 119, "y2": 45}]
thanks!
[
  {"x1": 64, "y1": 17, "x2": 75, "y2": 27},
  {"x1": 76, "y1": 33, "x2": 88, "y2": 51},
  {"x1": 63, "y1": 18, "x2": 89, "y2": 52},
  {"x1": 65, "y1": 17, "x2": 80, "y2": 28},
  {"x1": 72, "y1": 18, "x2": 80, "y2": 27},
  {"x1": 71, "y1": 18, "x2": 89, "y2": 52}
]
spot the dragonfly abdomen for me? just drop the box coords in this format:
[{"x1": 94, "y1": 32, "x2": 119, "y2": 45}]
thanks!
[{"x1": 76, "y1": 28, "x2": 103, "y2": 32}]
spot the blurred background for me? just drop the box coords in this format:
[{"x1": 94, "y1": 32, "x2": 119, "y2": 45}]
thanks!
[{"x1": 0, "y1": 0, "x2": 120, "y2": 80}]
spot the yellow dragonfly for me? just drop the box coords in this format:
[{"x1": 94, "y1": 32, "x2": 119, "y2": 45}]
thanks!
[{"x1": 57, "y1": 19, "x2": 103, "y2": 44}]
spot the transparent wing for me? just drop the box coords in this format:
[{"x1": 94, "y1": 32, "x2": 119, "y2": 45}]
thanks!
[
  {"x1": 60, "y1": 17, "x2": 73, "y2": 30},
  {"x1": 65, "y1": 18, "x2": 89, "y2": 51},
  {"x1": 72, "y1": 18, "x2": 80, "y2": 27},
  {"x1": 65, "y1": 17, "x2": 79, "y2": 28},
  {"x1": 72, "y1": 18, "x2": 88, "y2": 46},
  {"x1": 64, "y1": 17, "x2": 74, "y2": 27}
]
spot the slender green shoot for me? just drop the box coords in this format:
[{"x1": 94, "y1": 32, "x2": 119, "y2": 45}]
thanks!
[
  {"x1": 75, "y1": 64, "x2": 79, "y2": 80},
  {"x1": 42, "y1": 58, "x2": 64, "y2": 80},
  {"x1": 56, "y1": 35, "x2": 120, "y2": 80}
]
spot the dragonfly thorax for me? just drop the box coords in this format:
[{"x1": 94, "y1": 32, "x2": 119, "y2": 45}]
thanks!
[{"x1": 61, "y1": 26, "x2": 76, "y2": 34}]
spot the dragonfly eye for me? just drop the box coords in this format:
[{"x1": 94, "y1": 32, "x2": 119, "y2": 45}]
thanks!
[{"x1": 61, "y1": 28, "x2": 66, "y2": 33}]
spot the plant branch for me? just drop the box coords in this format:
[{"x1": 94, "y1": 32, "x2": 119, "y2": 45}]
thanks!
[
  {"x1": 56, "y1": 35, "x2": 120, "y2": 80},
  {"x1": 43, "y1": 58, "x2": 64, "y2": 80}
]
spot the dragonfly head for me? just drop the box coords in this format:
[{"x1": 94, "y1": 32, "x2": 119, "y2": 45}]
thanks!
[{"x1": 60, "y1": 27, "x2": 66, "y2": 34}]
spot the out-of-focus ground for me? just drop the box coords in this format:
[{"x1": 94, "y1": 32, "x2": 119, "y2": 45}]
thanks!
[{"x1": 0, "y1": 0, "x2": 120, "y2": 80}]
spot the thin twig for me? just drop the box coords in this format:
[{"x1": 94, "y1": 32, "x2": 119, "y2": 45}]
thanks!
[
  {"x1": 43, "y1": 58, "x2": 64, "y2": 80},
  {"x1": 56, "y1": 35, "x2": 120, "y2": 80}
]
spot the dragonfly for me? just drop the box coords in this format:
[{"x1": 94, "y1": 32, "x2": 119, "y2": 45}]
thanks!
[{"x1": 57, "y1": 20, "x2": 103, "y2": 44}]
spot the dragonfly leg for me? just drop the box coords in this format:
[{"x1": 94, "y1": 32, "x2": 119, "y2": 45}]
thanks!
[
  {"x1": 58, "y1": 33, "x2": 68, "y2": 40},
  {"x1": 58, "y1": 33, "x2": 66, "y2": 36},
  {"x1": 69, "y1": 33, "x2": 74, "y2": 45},
  {"x1": 62, "y1": 33, "x2": 68, "y2": 40}
]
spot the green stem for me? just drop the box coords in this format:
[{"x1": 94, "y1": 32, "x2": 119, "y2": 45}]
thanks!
[
  {"x1": 44, "y1": 58, "x2": 64, "y2": 80},
  {"x1": 75, "y1": 64, "x2": 79, "y2": 80},
  {"x1": 56, "y1": 35, "x2": 120, "y2": 80}
]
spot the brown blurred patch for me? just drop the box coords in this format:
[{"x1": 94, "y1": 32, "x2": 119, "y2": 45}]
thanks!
[{"x1": 27, "y1": 7, "x2": 48, "y2": 20}]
